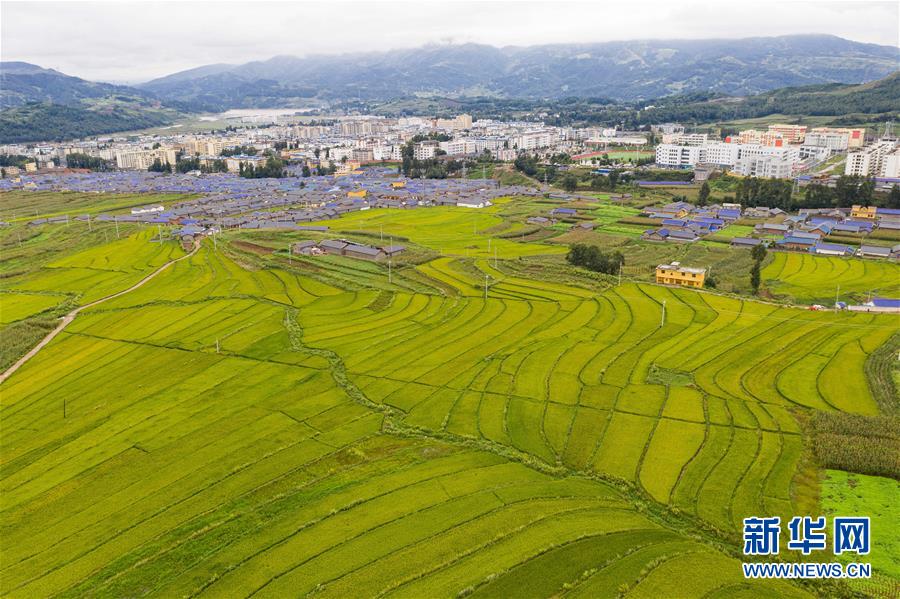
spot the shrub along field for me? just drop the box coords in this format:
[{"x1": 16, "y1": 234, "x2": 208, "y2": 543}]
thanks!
[{"x1": 2, "y1": 192, "x2": 898, "y2": 597}]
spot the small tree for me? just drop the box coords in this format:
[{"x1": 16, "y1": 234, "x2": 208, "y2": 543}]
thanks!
[
  {"x1": 561, "y1": 174, "x2": 579, "y2": 192},
  {"x1": 888, "y1": 184, "x2": 900, "y2": 209},
  {"x1": 697, "y1": 181, "x2": 710, "y2": 207},
  {"x1": 750, "y1": 261, "x2": 761, "y2": 294},
  {"x1": 608, "y1": 170, "x2": 619, "y2": 190},
  {"x1": 301, "y1": 165, "x2": 311, "y2": 177},
  {"x1": 750, "y1": 243, "x2": 767, "y2": 263}
]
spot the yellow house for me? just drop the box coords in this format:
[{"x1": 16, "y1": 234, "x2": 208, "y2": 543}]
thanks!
[
  {"x1": 347, "y1": 189, "x2": 367, "y2": 198},
  {"x1": 655, "y1": 262, "x2": 706, "y2": 288},
  {"x1": 391, "y1": 181, "x2": 406, "y2": 189},
  {"x1": 850, "y1": 205, "x2": 877, "y2": 220}
]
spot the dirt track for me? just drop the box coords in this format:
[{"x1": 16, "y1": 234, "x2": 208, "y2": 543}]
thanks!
[{"x1": 0, "y1": 242, "x2": 200, "y2": 386}]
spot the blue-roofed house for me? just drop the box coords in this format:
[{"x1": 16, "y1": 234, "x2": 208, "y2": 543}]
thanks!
[
  {"x1": 777, "y1": 236, "x2": 817, "y2": 250},
  {"x1": 811, "y1": 243, "x2": 854, "y2": 256}
]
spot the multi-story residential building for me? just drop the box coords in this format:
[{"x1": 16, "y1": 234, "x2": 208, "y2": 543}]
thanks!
[
  {"x1": 845, "y1": 141, "x2": 897, "y2": 176},
  {"x1": 512, "y1": 130, "x2": 555, "y2": 151},
  {"x1": 655, "y1": 144, "x2": 702, "y2": 168},
  {"x1": 882, "y1": 148, "x2": 900, "y2": 178},
  {"x1": 804, "y1": 130, "x2": 851, "y2": 152},
  {"x1": 736, "y1": 129, "x2": 783, "y2": 146},
  {"x1": 651, "y1": 123, "x2": 685, "y2": 135},
  {"x1": 703, "y1": 142, "x2": 742, "y2": 167},
  {"x1": 351, "y1": 148, "x2": 374, "y2": 163},
  {"x1": 767, "y1": 124, "x2": 807, "y2": 144},
  {"x1": 433, "y1": 114, "x2": 472, "y2": 131},
  {"x1": 733, "y1": 154, "x2": 795, "y2": 178},
  {"x1": 656, "y1": 141, "x2": 799, "y2": 176},
  {"x1": 114, "y1": 148, "x2": 176, "y2": 170},
  {"x1": 413, "y1": 141, "x2": 439, "y2": 160},
  {"x1": 661, "y1": 132, "x2": 708, "y2": 145},
  {"x1": 811, "y1": 126, "x2": 866, "y2": 148}
]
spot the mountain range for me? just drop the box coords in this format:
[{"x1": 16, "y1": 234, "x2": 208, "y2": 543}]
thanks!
[
  {"x1": 1, "y1": 34, "x2": 898, "y2": 143},
  {"x1": 136, "y1": 35, "x2": 900, "y2": 109},
  {"x1": 3, "y1": 34, "x2": 899, "y2": 113}
]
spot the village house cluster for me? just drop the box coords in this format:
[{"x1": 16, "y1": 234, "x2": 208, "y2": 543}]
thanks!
[
  {"x1": 10, "y1": 167, "x2": 543, "y2": 234},
  {"x1": 639, "y1": 199, "x2": 900, "y2": 260}
]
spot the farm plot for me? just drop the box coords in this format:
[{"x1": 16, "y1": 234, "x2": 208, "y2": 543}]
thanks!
[
  {"x1": 307, "y1": 204, "x2": 567, "y2": 258},
  {"x1": 763, "y1": 252, "x2": 900, "y2": 303},
  {"x1": 0, "y1": 291, "x2": 66, "y2": 324},
  {"x1": 0, "y1": 247, "x2": 810, "y2": 598},
  {"x1": 4, "y1": 229, "x2": 185, "y2": 304},
  {"x1": 298, "y1": 281, "x2": 898, "y2": 534},
  {"x1": 0, "y1": 218, "x2": 893, "y2": 596}
]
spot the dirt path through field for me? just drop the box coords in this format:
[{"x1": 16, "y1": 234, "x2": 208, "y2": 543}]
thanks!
[{"x1": 0, "y1": 241, "x2": 200, "y2": 385}]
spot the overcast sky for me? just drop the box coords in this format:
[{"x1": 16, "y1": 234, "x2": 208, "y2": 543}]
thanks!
[{"x1": 2, "y1": 0, "x2": 898, "y2": 83}]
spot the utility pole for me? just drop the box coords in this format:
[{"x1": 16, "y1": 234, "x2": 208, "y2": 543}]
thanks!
[
  {"x1": 114, "y1": 215, "x2": 120, "y2": 239},
  {"x1": 835, "y1": 284, "x2": 840, "y2": 306},
  {"x1": 216, "y1": 338, "x2": 220, "y2": 354},
  {"x1": 484, "y1": 274, "x2": 489, "y2": 300},
  {"x1": 213, "y1": 231, "x2": 217, "y2": 251},
  {"x1": 288, "y1": 242, "x2": 292, "y2": 264},
  {"x1": 660, "y1": 300, "x2": 667, "y2": 328},
  {"x1": 157, "y1": 223, "x2": 162, "y2": 242}
]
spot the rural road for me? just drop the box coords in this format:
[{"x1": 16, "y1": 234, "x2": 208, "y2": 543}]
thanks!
[{"x1": 0, "y1": 241, "x2": 200, "y2": 386}]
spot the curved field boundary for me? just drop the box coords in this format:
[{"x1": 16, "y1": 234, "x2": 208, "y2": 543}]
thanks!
[{"x1": 0, "y1": 242, "x2": 200, "y2": 385}]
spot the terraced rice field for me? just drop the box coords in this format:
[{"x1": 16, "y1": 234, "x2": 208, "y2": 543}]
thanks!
[
  {"x1": 763, "y1": 252, "x2": 900, "y2": 303},
  {"x1": 1, "y1": 221, "x2": 897, "y2": 597},
  {"x1": 308, "y1": 202, "x2": 567, "y2": 258}
]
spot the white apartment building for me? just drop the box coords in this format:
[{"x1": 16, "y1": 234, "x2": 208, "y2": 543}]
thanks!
[
  {"x1": 701, "y1": 142, "x2": 742, "y2": 166},
  {"x1": 655, "y1": 144, "x2": 702, "y2": 167},
  {"x1": 803, "y1": 131, "x2": 850, "y2": 152},
  {"x1": 114, "y1": 148, "x2": 177, "y2": 170},
  {"x1": 512, "y1": 130, "x2": 555, "y2": 151},
  {"x1": 733, "y1": 155, "x2": 794, "y2": 179},
  {"x1": 845, "y1": 141, "x2": 897, "y2": 177},
  {"x1": 414, "y1": 141, "x2": 439, "y2": 160},
  {"x1": 656, "y1": 142, "x2": 799, "y2": 177},
  {"x1": 661, "y1": 132, "x2": 708, "y2": 145},
  {"x1": 812, "y1": 127, "x2": 866, "y2": 148},
  {"x1": 882, "y1": 148, "x2": 900, "y2": 178},
  {"x1": 439, "y1": 138, "x2": 481, "y2": 156}
]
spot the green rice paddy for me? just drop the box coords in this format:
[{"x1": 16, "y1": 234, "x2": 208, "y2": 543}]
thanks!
[
  {"x1": 763, "y1": 253, "x2": 900, "y2": 303},
  {"x1": 1, "y1": 191, "x2": 898, "y2": 597}
]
